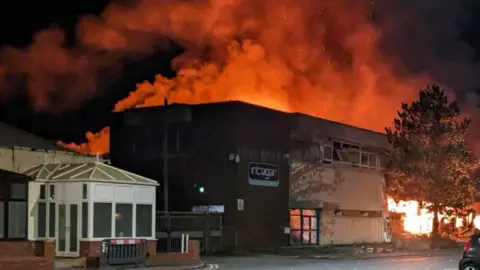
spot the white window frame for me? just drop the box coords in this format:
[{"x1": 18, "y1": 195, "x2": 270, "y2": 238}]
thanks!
[
  {"x1": 360, "y1": 151, "x2": 379, "y2": 170},
  {"x1": 332, "y1": 141, "x2": 361, "y2": 165},
  {"x1": 81, "y1": 183, "x2": 89, "y2": 240}
]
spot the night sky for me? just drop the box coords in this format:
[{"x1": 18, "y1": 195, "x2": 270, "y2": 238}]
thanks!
[
  {"x1": 2, "y1": 1, "x2": 480, "y2": 145},
  {"x1": 0, "y1": 0, "x2": 181, "y2": 143}
]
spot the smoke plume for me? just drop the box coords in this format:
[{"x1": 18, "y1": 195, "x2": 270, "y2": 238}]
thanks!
[{"x1": 1, "y1": 0, "x2": 480, "y2": 154}]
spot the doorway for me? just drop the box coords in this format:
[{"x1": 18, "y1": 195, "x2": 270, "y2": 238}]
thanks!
[
  {"x1": 289, "y1": 208, "x2": 321, "y2": 245},
  {"x1": 56, "y1": 204, "x2": 79, "y2": 257}
]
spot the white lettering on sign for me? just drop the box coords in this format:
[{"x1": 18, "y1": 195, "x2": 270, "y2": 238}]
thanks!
[
  {"x1": 248, "y1": 162, "x2": 280, "y2": 187},
  {"x1": 250, "y1": 166, "x2": 277, "y2": 179}
]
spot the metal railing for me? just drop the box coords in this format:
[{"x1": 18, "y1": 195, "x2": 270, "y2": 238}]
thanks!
[
  {"x1": 156, "y1": 211, "x2": 223, "y2": 254},
  {"x1": 99, "y1": 238, "x2": 148, "y2": 267}
]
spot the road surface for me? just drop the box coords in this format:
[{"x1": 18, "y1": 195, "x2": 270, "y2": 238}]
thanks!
[{"x1": 203, "y1": 249, "x2": 461, "y2": 270}]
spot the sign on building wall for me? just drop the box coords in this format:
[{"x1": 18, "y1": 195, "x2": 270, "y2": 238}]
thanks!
[{"x1": 248, "y1": 162, "x2": 280, "y2": 187}]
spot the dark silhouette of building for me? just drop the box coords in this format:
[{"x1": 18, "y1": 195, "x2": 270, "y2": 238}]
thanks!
[{"x1": 110, "y1": 101, "x2": 291, "y2": 251}]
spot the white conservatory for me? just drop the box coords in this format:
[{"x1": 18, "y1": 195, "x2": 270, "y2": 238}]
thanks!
[{"x1": 23, "y1": 162, "x2": 159, "y2": 257}]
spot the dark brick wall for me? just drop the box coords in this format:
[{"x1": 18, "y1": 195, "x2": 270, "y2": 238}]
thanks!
[
  {"x1": 0, "y1": 240, "x2": 54, "y2": 270},
  {"x1": 110, "y1": 102, "x2": 290, "y2": 251}
]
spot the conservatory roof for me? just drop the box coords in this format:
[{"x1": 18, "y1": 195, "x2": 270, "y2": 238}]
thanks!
[{"x1": 22, "y1": 162, "x2": 159, "y2": 186}]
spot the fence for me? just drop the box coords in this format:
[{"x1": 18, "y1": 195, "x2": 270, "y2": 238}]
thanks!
[
  {"x1": 99, "y1": 239, "x2": 148, "y2": 267},
  {"x1": 156, "y1": 211, "x2": 223, "y2": 254}
]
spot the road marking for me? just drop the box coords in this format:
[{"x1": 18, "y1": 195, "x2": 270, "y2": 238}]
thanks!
[
  {"x1": 398, "y1": 258, "x2": 426, "y2": 262},
  {"x1": 204, "y1": 264, "x2": 220, "y2": 269}
]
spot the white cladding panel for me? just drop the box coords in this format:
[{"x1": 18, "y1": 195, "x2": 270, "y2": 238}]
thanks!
[
  {"x1": 135, "y1": 186, "x2": 155, "y2": 203},
  {"x1": 115, "y1": 185, "x2": 135, "y2": 202},
  {"x1": 93, "y1": 183, "x2": 115, "y2": 202},
  {"x1": 321, "y1": 216, "x2": 385, "y2": 245}
]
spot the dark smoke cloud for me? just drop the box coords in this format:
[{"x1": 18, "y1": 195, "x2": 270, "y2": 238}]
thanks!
[
  {"x1": 375, "y1": 0, "x2": 480, "y2": 104},
  {"x1": 374, "y1": 0, "x2": 480, "y2": 153},
  {"x1": 2, "y1": 0, "x2": 480, "y2": 115}
]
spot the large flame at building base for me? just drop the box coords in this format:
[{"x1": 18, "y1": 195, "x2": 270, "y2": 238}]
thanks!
[{"x1": 387, "y1": 197, "x2": 479, "y2": 235}]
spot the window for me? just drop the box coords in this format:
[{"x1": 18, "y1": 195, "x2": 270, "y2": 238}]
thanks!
[
  {"x1": 347, "y1": 147, "x2": 360, "y2": 166},
  {"x1": 8, "y1": 201, "x2": 26, "y2": 238},
  {"x1": 94, "y1": 203, "x2": 112, "y2": 238},
  {"x1": 82, "y1": 202, "x2": 88, "y2": 238},
  {"x1": 115, "y1": 204, "x2": 133, "y2": 237},
  {"x1": 39, "y1": 185, "x2": 46, "y2": 200},
  {"x1": 48, "y1": 202, "x2": 56, "y2": 237},
  {"x1": 361, "y1": 152, "x2": 369, "y2": 166},
  {"x1": 49, "y1": 185, "x2": 55, "y2": 200},
  {"x1": 333, "y1": 141, "x2": 366, "y2": 166},
  {"x1": 82, "y1": 184, "x2": 88, "y2": 199},
  {"x1": 136, "y1": 204, "x2": 152, "y2": 237},
  {"x1": 289, "y1": 209, "x2": 319, "y2": 246},
  {"x1": 10, "y1": 184, "x2": 26, "y2": 199},
  {"x1": 0, "y1": 182, "x2": 28, "y2": 240},
  {"x1": 360, "y1": 152, "x2": 378, "y2": 169},
  {"x1": 38, "y1": 202, "x2": 46, "y2": 238},
  {"x1": 322, "y1": 144, "x2": 333, "y2": 161},
  {"x1": 369, "y1": 153, "x2": 377, "y2": 168}
]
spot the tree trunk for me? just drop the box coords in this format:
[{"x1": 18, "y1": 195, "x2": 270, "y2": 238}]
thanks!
[{"x1": 431, "y1": 206, "x2": 440, "y2": 249}]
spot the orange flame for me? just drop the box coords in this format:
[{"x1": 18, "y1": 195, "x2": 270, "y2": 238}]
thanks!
[
  {"x1": 56, "y1": 0, "x2": 430, "y2": 154},
  {"x1": 387, "y1": 197, "x2": 467, "y2": 235}
]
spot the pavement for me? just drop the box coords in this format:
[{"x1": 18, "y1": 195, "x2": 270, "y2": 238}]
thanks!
[
  {"x1": 201, "y1": 248, "x2": 463, "y2": 270},
  {"x1": 56, "y1": 248, "x2": 463, "y2": 269}
]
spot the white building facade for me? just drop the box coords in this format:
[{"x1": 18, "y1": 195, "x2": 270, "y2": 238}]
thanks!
[
  {"x1": 24, "y1": 162, "x2": 158, "y2": 257},
  {"x1": 289, "y1": 115, "x2": 390, "y2": 246}
]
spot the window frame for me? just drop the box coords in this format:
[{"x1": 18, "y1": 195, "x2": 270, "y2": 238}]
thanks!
[
  {"x1": 289, "y1": 208, "x2": 320, "y2": 246},
  {"x1": 135, "y1": 204, "x2": 153, "y2": 238},
  {"x1": 115, "y1": 203, "x2": 133, "y2": 237},
  {"x1": 0, "y1": 179, "x2": 29, "y2": 241},
  {"x1": 93, "y1": 202, "x2": 113, "y2": 238},
  {"x1": 360, "y1": 151, "x2": 379, "y2": 170}
]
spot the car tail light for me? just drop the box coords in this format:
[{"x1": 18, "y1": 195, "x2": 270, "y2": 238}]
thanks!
[{"x1": 464, "y1": 240, "x2": 471, "y2": 254}]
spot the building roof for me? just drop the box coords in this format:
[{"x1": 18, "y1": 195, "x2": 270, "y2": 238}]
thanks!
[
  {"x1": 0, "y1": 168, "x2": 32, "y2": 182},
  {"x1": 22, "y1": 162, "x2": 159, "y2": 186},
  {"x1": 117, "y1": 101, "x2": 390, "y2": 150},
  {"x1": 0, "y1": 122, "x2": 68, "y2": 151}
]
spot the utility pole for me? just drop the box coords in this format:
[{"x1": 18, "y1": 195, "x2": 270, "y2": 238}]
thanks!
[
  {"x1": 163, "y1": 98, "x2": 171, "y2": 252},
  {"x1": 163, "y1": 120, "x2": 169, "y2": 214}
]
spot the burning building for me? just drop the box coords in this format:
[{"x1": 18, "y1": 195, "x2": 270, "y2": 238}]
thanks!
[
  {"x1": 109, "y1": 100, "x2": 392, "y2": 249},
  {"x1": 0, "y1": 122, "x2": 93, "y2": 173}
]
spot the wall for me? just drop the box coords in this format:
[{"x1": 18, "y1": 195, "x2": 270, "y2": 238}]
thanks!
[
  {"x1": 0, "y1": 240, "x2": 55, "y2": 270},
  {"x1": 290, "y1": 162, "x2": 385, "y2": 211},
  {"x1": 109, "y1": 102, "x2": 291, "y2": 251},
  {"x1": 291, "y1": 114, "x2": 389, "y2": 150},
  {"x1": 0, "y1": 147, "x2": 92, "y2": 173},
  {"x1": 320, "y1": 213, "x2": 386, "y2": 245},
  {"x1": 290, "y1": 116, "x2": 389, "y2": 246}
]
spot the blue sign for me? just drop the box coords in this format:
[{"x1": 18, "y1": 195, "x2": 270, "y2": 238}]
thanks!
[{"x1": 248, "y1": 162, "x2": 279, "y2": 187}]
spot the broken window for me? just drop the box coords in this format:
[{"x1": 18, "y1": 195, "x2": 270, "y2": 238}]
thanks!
[{"x1": 333, "y1": 141, "x2": 360, "y2": 165}]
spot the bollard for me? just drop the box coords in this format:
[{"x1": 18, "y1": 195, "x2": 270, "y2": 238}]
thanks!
[{"x1": 181, "y1": 234, "x2": 190, "y2": 254}]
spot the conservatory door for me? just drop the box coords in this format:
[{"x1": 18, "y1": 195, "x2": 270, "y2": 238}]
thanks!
[{"x1": 57, "y1": 204, "x2": 80, "y2": 257}]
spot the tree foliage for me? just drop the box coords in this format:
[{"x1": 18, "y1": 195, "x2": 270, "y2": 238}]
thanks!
[{"x1": 385, "y1": 85, "x2": 479, "y2": 218}]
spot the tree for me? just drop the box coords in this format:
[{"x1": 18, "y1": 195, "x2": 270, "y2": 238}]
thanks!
[{"x1": 385, "y1": 85, "x2": 479, "y2": 241}]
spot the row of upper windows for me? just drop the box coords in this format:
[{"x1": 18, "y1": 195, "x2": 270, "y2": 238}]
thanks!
[{"x1": 291, "y1": 140, "x2": 384, "y2": 169}]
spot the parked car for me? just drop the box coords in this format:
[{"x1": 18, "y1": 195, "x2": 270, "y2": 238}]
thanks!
[{"x1": 460, "y1": 234, "x2": 480, "y2": 270}]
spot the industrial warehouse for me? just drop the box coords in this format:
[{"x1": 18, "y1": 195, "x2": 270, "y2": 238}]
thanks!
[{"x1": 109, "y1": 101, "x2": 391, "y2": 251}]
